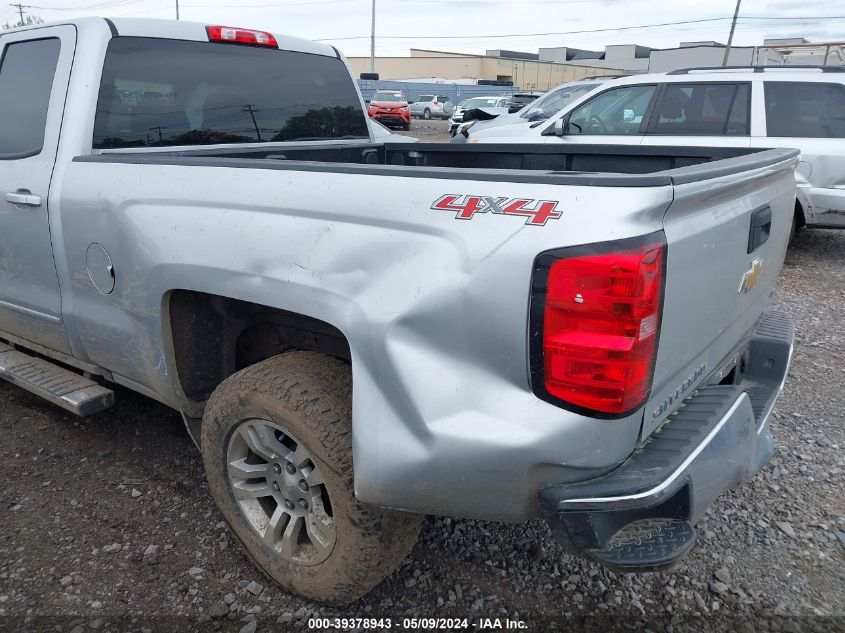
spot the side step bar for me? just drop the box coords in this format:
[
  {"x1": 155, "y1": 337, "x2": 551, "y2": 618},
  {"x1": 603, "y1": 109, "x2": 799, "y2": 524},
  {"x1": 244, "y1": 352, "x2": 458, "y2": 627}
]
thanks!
[{"x1": 0, "y1": 343, "x2": 114, "y2": 416}]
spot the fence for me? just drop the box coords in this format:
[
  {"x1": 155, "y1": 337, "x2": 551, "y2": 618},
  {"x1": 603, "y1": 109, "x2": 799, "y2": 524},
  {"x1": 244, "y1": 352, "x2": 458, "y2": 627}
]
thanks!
[{"x1": 357, "y1": 80, "x2": 523, "y2": 104}]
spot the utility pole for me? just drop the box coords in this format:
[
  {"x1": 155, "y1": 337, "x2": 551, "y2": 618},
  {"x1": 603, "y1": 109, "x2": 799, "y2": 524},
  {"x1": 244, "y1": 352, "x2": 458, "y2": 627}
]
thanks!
[
  {"x1": 243, "y1": 105, "x2": 262, "y2": 141},
  {"x1": 722, "y1": 0, "x2": 742, "y2": 66},
  {"x1": 9, "y1": 3, "x2": 28, "y2": 25},
  {"x1": 175, "y1": 0, "x2": 180, "y2": 20},
  {"x1": 149, "y1": 127, "x2": 164, "y2": 145},
  {"x1": 369, "y1": 0, "x2": 376, "y2": 73}
]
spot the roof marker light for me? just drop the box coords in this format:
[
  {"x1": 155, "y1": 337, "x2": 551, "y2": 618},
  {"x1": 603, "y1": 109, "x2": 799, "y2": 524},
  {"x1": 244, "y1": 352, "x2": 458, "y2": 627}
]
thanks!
[{"x1": 206, "y1": 25, "x2": 278, "y2": 48}]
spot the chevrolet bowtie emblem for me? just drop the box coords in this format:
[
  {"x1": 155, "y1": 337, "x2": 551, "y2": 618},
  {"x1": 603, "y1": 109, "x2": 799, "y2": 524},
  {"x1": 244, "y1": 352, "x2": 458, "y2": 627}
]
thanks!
[{"x1": 739, "y1": 258, "x2": 763, "y2": 293}]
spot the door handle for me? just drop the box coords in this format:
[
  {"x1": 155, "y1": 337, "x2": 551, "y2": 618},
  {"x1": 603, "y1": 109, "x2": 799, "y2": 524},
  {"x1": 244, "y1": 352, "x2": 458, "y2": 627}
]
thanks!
[{"x1": 6, "y1": 190, "x2": 42, "y2": 207}]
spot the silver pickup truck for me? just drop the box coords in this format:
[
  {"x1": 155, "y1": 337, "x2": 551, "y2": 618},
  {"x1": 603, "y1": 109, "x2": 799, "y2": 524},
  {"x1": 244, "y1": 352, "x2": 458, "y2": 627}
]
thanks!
[{"x1": 0, "y1": 18, "x2": 797, "y2": 604}]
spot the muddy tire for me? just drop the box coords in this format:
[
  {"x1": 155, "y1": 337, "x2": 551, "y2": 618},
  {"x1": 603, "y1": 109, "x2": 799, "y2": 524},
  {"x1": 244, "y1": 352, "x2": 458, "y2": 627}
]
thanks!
[{"x1": 201, "y1": 351, "x2": 422, "y2": 604}]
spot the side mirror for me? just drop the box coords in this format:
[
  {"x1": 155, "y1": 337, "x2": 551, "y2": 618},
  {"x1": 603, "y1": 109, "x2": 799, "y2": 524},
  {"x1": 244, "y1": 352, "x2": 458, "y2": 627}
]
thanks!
[
  {"x1": 542, "y1": 117, "x2": 565, "y2": 137},
  {"x1": 623, "y1": 108, "x2": 636, "y2": 123}
]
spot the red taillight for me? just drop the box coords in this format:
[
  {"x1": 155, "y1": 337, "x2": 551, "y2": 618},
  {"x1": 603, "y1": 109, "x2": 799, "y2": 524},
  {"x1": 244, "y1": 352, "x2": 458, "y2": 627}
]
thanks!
[
  {"x1": 206, "y1": 25, "x2": 278, "y2": 48},
  {"x1": 530, "y1": 235, "x2": 666, "y2": 417}
]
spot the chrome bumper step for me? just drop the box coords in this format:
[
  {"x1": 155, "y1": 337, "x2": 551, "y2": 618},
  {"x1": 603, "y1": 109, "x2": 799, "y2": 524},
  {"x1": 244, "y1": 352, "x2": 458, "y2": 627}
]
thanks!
[{"x1": 0, "y1": 343, "x2": 114, "y2": 416}]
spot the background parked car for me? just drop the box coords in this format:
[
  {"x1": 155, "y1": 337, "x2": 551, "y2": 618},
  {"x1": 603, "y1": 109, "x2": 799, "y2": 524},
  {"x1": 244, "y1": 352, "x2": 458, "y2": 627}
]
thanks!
[
  {"x1": 471, "y1": 66, "x2": 845, "y2": 233},
  {"x1": 448, "y1": 95, "x2": 509, "y2": 135},
  {"x1": 409, "y1": 94, "x2": 454, "y2": 120},
  {"x1": 367, "y1": 90, "x2": 411, "y2": 130},
  {"x1": 506, "y1": 91, "x2": 545, "y2": 112},
  {"x1": 453, "y1": 78, "x2": 607, "y2": 140}
]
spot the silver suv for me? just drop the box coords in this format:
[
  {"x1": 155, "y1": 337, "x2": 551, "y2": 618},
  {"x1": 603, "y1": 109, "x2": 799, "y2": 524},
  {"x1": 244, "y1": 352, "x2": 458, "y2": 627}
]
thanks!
[{"x1": 409, "y1": 94, "x2": 454, "y2": 119}]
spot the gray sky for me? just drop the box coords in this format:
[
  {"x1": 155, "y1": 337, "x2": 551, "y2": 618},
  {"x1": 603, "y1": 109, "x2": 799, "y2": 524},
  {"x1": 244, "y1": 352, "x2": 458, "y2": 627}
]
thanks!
[{"x1": 3, "y1": 0, "x2": 844, "y2": 57}]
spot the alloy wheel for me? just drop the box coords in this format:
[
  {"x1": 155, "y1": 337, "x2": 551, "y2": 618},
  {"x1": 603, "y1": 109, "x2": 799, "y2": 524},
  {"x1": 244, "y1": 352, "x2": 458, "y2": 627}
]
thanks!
[{"x1": 226, "y1": 419, "x2": 336, "y2": 566}]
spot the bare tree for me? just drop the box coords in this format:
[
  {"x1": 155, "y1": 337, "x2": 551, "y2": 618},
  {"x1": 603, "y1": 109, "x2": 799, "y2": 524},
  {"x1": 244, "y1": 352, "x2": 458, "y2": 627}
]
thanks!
[{"x1": 2, "y1": 15, "x2": 44, "y2": 30}]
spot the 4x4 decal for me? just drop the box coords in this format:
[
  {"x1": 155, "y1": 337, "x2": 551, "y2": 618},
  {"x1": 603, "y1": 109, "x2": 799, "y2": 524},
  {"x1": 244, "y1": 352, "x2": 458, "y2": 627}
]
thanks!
[{"x1": 431, "y1": 194, "x2": 563, "y2": 226}]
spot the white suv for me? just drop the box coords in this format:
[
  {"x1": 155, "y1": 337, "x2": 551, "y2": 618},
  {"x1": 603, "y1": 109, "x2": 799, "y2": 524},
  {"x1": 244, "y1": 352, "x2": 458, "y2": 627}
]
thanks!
[{"x1": 471, "y1": 67, "x2": 845, "y2": 231}]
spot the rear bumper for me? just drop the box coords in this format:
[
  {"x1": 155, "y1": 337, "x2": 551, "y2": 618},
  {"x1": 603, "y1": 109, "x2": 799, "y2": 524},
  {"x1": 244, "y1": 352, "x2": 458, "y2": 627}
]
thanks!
[
  {"x1": 539, "y1": 309, "x2": 793, "y2": 569},
  {"x1": 369, "y1": 111, "x2": 410, "y2": 126}
]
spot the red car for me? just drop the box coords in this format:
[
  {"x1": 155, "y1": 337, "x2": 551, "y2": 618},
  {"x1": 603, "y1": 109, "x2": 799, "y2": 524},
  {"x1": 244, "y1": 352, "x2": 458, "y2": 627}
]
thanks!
[{"x1": 367, "y1": 90, "x2": 410, "y2": 130}]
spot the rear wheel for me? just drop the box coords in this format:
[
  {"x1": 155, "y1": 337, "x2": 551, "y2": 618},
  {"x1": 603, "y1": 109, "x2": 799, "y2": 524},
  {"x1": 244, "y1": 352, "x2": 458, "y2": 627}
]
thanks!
[
  {"x1": 423, "y1": 108, "x2": 431, "y2": 120},
  {"x1": 202, "y1": 351, "x2": 422, "y2": 604}
]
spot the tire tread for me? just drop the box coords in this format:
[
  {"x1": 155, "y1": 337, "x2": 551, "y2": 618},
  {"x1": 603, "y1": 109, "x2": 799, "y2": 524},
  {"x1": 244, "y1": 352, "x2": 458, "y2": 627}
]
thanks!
[{"x1": 202, "y1": 351, "x2": 421, "y2": 604}]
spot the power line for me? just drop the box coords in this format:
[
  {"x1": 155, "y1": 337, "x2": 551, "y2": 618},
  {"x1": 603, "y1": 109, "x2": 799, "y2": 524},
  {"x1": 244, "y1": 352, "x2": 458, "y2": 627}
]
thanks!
[
  {"x1": 315, "y1": 15, "x2": 845, "y2": 41},
  {"x1": 396, "y1": 0, "x2": 593, "y2": 3},
  {"x1": 182, "y1": 0, "x2": 351, "y2": 7},
  {"x1": 27, "y1": 0, "x2": 145, "y2": 11}
]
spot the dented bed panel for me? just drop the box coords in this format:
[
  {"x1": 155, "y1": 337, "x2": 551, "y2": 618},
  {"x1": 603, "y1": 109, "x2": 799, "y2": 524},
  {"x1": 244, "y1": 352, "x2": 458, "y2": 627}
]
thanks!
[{"x1": 57, "y1": 160, "x2": 676, "y2": 519}]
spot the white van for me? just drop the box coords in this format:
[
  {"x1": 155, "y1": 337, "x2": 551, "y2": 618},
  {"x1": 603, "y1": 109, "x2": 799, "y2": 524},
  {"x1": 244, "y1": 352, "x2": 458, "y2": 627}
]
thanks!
[{"x1": 470, "y1": 66, "x2": 845, "y2": 231}]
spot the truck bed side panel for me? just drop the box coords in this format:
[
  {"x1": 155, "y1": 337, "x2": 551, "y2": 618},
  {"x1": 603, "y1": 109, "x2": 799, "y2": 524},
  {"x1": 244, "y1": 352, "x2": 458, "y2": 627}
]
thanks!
[{"x1": 56, "y1": 159, "x2": 674, "y2": 520}]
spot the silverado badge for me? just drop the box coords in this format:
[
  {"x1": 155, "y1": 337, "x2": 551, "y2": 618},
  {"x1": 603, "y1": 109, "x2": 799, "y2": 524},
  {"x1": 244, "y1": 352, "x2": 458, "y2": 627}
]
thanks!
[{"x1": 739, "y1": 258, "x2": 763, "y2": 293}]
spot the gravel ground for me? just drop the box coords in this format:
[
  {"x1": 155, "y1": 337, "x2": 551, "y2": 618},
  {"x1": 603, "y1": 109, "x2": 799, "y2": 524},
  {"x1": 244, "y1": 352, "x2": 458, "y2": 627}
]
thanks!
[
  {"x1": 396, "y1": 118, "x2": 452, "y2": 142},
  {"x1": 0, "y1": 216, "x2": 842, "y2": 630}
]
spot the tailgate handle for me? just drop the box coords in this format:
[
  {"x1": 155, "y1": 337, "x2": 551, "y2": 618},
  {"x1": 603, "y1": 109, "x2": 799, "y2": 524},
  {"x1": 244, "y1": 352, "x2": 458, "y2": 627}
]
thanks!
[{"x1": 748, "y1": 205, "x2": 772, "y2": 254}]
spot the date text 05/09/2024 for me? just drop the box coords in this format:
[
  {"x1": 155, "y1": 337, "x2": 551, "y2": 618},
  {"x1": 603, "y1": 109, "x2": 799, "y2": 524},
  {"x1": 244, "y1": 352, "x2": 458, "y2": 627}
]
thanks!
[{"x1": 307, "y1": 617, "x2": 529, "y2": 630}]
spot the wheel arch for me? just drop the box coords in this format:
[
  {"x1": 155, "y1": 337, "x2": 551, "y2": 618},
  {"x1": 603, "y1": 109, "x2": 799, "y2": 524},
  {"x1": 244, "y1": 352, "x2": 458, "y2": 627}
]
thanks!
[{"x1": 163, "y1": 290, "x2": 352, "y2": 436}]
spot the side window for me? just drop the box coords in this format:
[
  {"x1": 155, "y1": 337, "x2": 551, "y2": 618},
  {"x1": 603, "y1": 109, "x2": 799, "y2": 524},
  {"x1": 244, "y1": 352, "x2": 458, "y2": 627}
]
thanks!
[
  {"x1": 0, "y1": 38, "x2": 61, "y2": 158},
  {"x1": 726, "y1": 84, "x2": 750, "y2": 135},
  {"x1": 566, "y1": 85, "x2": 656, "y2": 135},
  {"x1": 652, "y1": 83, "x2": 749, "y2": 136},
  {"x1": 764, "y1": 81, "x2": 845, "y2": 138}
]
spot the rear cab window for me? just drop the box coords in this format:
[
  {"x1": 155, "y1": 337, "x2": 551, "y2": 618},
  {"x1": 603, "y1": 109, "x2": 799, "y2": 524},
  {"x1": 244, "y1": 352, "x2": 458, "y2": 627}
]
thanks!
[
  {"x1": 764, "y1": 81, "x2": 845, "y2": 138},
  {"x1": 650, "y1": 83, "x2": 750, "y2": 136},
  {"x1": 93, "y1": 37, "x2": 369, "y2": 149}
]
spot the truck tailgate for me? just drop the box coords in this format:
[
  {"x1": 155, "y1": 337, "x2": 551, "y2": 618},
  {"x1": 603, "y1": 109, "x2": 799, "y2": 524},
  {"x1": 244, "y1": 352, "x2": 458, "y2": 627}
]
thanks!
[{"x1": 643, "y1": 155, "x2": 797, "y2": 438}]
